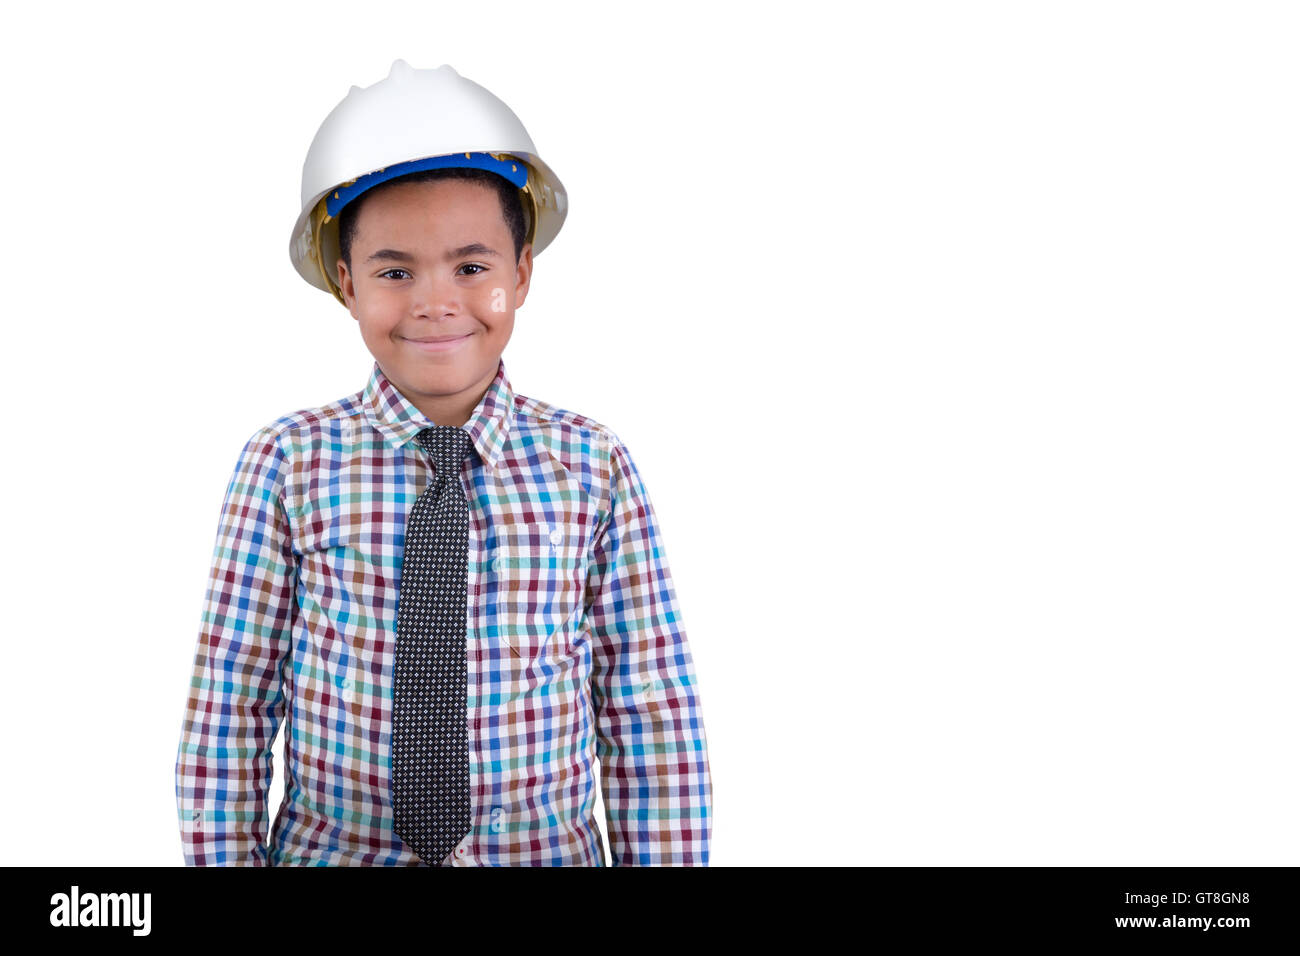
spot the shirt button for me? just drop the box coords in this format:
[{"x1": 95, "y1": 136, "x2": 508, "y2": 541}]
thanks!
[
  {"x1": 491, "y1": 555, "x2": 501, "y2": 572},
  {"x1": 454, "y1": 846, "x2": 467, "y2": 858},
  {"x1": 549, "y1": 528, "x2": 563, "y2": 546}
]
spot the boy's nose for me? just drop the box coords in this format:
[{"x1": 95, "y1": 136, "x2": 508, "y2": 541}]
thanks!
[{"x1": 409, "y1": 274, "x2": 461, "y2": 317}]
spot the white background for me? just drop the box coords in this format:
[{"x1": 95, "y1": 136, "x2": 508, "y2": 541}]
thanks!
[{"x1": 2, "y1": 0, "x2": 1296, "y2": 866}]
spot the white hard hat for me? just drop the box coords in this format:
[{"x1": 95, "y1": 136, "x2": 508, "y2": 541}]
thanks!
[{"x1": 289, "y1": 59, "x2": 568, "y2": 305}]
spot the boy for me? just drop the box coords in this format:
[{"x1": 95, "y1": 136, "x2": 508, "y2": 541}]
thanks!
[{"x1": 173, "y1": 60, "x2": 712, "y2": 866}]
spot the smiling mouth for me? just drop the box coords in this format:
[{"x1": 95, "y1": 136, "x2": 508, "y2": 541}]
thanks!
[{"x1": 403, "y1": 333, "x2": 473, "y2": 352}]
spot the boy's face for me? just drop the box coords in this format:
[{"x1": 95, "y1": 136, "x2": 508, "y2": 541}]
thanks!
[{"x1": 336, "y1": 179, "x2": 532, "y2": 426}]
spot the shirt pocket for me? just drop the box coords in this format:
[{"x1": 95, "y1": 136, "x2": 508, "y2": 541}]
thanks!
[{"x1": 488, "y1": 522, "x2": 588, "y2": 663}]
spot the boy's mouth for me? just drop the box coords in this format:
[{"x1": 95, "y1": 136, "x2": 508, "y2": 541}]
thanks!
[{"x1": 403, "y1": 333, "x2": 473, "y2": 352}]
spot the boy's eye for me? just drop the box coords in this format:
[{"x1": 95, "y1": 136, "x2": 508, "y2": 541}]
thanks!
[
  {"x1": 458, "y1": 263, "x2": 486, "y2": 276},
  {"x1": 379, "y1": 268, "x2": 411, "y2": 280}
]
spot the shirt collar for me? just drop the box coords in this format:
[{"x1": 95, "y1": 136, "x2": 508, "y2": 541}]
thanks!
[{"x1": 360, "y1": 357, "x2": 516, "y2": 473}]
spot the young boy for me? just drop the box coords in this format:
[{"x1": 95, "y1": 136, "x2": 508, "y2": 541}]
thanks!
[{"x1": 174, "y1": 60, "x2": 712, "y2": 866}]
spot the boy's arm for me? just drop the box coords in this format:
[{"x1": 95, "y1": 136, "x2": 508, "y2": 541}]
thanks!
[
  {"x1": 174, "y1": 426, "x2": 296, "y2": 866},
  {"x1": 586, "y1": 438, "x2": 713, "y2": 866}
]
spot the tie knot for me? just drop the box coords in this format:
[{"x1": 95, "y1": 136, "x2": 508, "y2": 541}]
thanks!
[{"x1": 416, "y1": 425, "x2": 475, "y2": 477}]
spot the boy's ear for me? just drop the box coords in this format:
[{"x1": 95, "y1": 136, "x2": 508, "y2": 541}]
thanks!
[
  {"x1": 336, "y1": 258, "x2": 357, "y2": 316},
  {"x1": 514, "y1": 242, "x2": 533, "y2": 307}
]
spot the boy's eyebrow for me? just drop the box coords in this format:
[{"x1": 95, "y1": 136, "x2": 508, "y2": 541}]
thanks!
[
  {"x1": 364, "y1": 243, "x2": 501, "y2": 264},
  {"x1": 447, "y1": 242, "x2": 502, "y2": 260},
  {"x1": 365, "y1": 249, "x2": 416, "y2": 264}
]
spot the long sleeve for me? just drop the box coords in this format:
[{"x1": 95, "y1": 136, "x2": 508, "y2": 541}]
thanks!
[
  {"x1": 174, "y1": 425, "x2": 297, "y2": 865},
  {"x1": 586, "y1": 438, "x2": 712, "y2": 865}
]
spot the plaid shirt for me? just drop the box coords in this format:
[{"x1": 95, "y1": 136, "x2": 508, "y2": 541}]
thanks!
[{"x1": 174, "y1": 358, "x2": 712, "y2": 866}]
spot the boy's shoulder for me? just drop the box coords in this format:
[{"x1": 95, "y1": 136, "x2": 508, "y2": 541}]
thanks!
[{"x1": 510, "y1": 389, "x2": 622, "y2": 448}]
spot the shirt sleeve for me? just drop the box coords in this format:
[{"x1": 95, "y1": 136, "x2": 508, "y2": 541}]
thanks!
[
  {"x1": 174, "y1": 425, "x2": 297, "y2": 865},
  {"x1": 586, "y1": 437, "x2": 713, "y2": 865}
]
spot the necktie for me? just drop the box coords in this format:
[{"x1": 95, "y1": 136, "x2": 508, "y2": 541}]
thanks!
[{"x1": 392, "y1": 424, "x2": 475, "y2": 866}]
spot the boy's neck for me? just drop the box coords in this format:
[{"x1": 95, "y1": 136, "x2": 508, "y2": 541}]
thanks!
[{"x1": 389, "y1": 364, "x2": 496, "y2": 430}]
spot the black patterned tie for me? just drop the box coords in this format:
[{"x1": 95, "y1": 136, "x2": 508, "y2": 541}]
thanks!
[{"x1": 392, "y1": 424, "x2": 475, "y2": 866}]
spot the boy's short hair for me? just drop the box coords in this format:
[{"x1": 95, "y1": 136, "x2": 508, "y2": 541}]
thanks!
[{"x1": 338, "y1": 166, "x2": 529, "y2": 270}]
